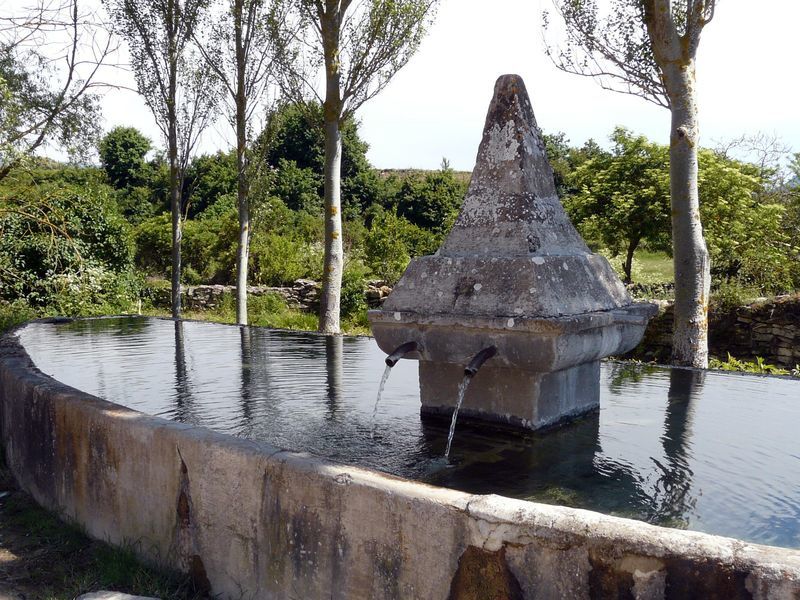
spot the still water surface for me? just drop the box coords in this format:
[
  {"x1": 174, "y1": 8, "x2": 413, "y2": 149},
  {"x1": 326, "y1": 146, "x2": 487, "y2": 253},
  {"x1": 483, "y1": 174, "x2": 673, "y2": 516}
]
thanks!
[{"x1": 17, "y1": 316, "x2": 800, "y2": 548}]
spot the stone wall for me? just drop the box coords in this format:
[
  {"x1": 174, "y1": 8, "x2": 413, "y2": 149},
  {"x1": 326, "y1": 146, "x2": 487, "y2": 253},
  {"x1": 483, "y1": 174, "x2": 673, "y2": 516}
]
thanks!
[
  {"x1": 147, "y1": 279, "x2": 392, "y2": 312},
  {"x1": 1, "y1": 318, "x2": 799, "y2": 599},
  {"x1": 630, "y1": 294, "x2": 800, "y2": 366}
]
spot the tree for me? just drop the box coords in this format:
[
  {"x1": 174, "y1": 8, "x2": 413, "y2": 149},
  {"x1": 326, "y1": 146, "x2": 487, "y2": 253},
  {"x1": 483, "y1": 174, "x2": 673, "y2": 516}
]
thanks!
[
  {"x1": 394, "y1": 161, "x2": 466, "y2": 233},
  {"x1": 546, "y1": 0, "x2": 716, "y2": 367},
  {"x1": 276, "y1": 0, "x2": 439, "y2": 333},
  {"x1": 194, "y1": 0, "x2": 290, "y2": 325},
  {"x1": 565, "y1": 127, "x2": 671, "y2": 283},
  {"x1": 561, "y1": 128, "x2": 794, "y2": 293},
  {"x1": 259, "y1": 100, "x2": 378, "y2": 213},
  {"x1": 698, "y1": 149, "x2": 794, "y2": 293},
  {"x1": 0, "y1": 0, "x2": 113, "y2": 181},
  {"x1": 184, "y1": 150, "x2": 238, "y2": 217},
  {"x1": 99, "y1": 126, "x2": 153, "y2": 189},
  {"x1": 105, "y1": 0, "x2": 218, "y2": 319}
]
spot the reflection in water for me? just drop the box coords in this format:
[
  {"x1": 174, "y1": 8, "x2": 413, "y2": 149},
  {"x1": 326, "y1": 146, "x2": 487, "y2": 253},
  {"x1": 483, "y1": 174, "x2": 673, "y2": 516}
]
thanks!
[
  {"x1": 653, "y1": 368, "x2": 704, "y2": 524},
  {"x1": 16, "y1": 317, "x2": 800, "y2": 549},
  {"x1": 239, "y1": 325, "x2": 254, "y2": 429},
  {"x1": 325, "y1": 335, "x2": 343, "y2": 420},
  {"x1": 173, "y1": 320, "x2": 196, "y2": 425}
]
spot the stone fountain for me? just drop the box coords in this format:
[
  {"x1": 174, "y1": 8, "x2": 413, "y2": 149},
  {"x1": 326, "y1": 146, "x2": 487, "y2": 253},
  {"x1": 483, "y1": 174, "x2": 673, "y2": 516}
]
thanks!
[{"x1": 368, "y1": 74, "x2": 658, "y2": 431}]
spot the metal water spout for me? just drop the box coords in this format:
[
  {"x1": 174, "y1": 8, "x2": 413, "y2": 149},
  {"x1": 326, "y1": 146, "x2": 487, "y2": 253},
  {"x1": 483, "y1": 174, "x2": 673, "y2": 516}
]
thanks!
[
  {"x1": 371, "y1": 341, "x2": 421, "y2": 438},
  {"x1": 464, "y1": 346, "x2": 497, "y2": 377},
  {"x1": 385, "y1": 341, "x2": 420, "y2": 367}
]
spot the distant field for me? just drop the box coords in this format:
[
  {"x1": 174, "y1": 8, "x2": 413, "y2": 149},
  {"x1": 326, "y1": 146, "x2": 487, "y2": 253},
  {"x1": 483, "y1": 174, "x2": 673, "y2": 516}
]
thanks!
[
  {"x1": 635, "y1": 251, "x2": 673, "y2": 284},
  {"x1": 376, "y1": 168, "x2": 472, "y2": 184}
]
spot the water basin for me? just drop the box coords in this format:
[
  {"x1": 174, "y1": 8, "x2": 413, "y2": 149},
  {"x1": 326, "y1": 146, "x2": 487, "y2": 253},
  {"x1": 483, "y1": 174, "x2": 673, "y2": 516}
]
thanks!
[{"x1": 17, "y1": 316, "x2": 800, "y2": 549}]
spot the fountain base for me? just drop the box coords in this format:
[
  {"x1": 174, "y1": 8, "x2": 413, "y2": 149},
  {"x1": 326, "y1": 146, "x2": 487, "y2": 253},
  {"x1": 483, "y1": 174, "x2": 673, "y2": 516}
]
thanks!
[{"x1": 418, "y1": 361, "x2": 600, "y2": 431}]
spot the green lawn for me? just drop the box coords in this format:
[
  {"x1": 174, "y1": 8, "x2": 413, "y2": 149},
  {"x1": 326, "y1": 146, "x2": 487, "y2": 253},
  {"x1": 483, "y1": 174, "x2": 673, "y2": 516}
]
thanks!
[{"x1": 634, "y1": 250, "x2": 674, "y2": 284}]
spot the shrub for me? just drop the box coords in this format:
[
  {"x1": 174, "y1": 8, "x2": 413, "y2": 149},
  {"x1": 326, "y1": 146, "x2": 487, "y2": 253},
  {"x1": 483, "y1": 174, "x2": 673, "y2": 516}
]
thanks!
[
  {"x1": 250, "y1": 233, "x2": 323, "y2": 285},
  {"x1": 340, "y1": 259, "x2": 369, "y2": 317},
  {"x1": 364, "y1": 210, "x2": 438, "y2": 284},
  {"x1": 0, "y1": 182, "x2": 137, "y2": 313}
]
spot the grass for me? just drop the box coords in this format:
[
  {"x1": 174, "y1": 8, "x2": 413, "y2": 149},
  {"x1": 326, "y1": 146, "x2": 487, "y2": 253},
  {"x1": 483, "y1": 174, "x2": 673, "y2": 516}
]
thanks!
[
  {"x1": 142, "y1": 289, "x2": 372, "y2": 336},
  {"x1": 634, "y1": 250, "x2": 674, "y2": 284},
  {"x1": 709, "y1": 353, "x2": 800, "y2": 377},
  {"x1": 0, "y1": 450, "x2": 206, "y2": 600}
]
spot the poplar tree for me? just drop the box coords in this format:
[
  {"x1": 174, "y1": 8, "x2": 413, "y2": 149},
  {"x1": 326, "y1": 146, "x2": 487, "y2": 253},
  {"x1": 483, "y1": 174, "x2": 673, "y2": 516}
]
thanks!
[
  {"x1": 195, "y1": 0, "x2": 291, "y2": 325},
  {"x1": 105, "y1": 0, "x2": 218, "y2": 318},
  {"x1": 277, "y1": 0, "x2": 439, "y2": 334},
  {"x1": 545, "y1": 0, "x2": 716, "y2": 367}
]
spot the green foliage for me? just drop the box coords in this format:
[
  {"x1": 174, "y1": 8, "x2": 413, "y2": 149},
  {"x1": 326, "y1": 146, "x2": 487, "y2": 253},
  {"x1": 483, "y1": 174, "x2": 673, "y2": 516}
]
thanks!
[
  {"x1": 99, "y1": 126, "x2": 153, "y2": 189},
  {"x1": 564, "y1": 127, "x2": 671, "y2": 282},
  {"x1": 133, "y1": 214, "x2": 172, "y2": 275},
  {"x1": 394, "y1": 163, "x2": 466, "y2": 232},
  {"x1": 364, "y1": 210, "x2": 438, "y2": 284},
  {"x1": 184, "y1": 150, "x2": 238, "y2": 217},
  {"x1": 709, "y1": 353, "x2": 791, "y2": 376},
  {"x1": 340, "y1": 260, "x2": 370, "y2": 317},
  {"x1": 543, "y1": 132, "x2": 604, "y2": 198},
  {"x1": 1, "y1": 32, "x2": 102, "y2": 176},
  {"x1": 711, "y1": 280, "x2": 760, "y2": 313},
  {"x1": 699, "y1": 149, "x2": 795, "y2": 293},
  {"x1": 561, "y1": 127, "x2": 797, "y2": 293},
  {"x1": 0, "y1": 300, "x2": 36, "y2": 333},
  {"x1": 250, "y1": 232, "x2": 323, "y2": 285},
  {"x1": 0, "y1": 181, "x2": 138, "y2": 313},
  {"x1": 271, "y1": 158, "x2": 322, "y2": 213},
  {"x1": 258, "y1": 101, "x2": 378, "y2": 211}
]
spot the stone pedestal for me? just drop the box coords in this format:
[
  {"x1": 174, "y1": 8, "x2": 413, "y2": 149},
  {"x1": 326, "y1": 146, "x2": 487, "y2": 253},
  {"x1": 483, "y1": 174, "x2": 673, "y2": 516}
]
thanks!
[{"x1": 418, "y1": 361, "x2": 600, "y2": 430}]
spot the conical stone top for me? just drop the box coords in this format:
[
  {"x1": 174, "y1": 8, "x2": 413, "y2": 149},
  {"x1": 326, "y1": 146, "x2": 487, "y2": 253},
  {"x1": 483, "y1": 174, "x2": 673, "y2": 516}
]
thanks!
[
  {"x1": 440, "y1": 74, "x2": 590, "y2": 257},
  {"x1": 381, "y1": 74, "x2": 633, "y2": 319}
]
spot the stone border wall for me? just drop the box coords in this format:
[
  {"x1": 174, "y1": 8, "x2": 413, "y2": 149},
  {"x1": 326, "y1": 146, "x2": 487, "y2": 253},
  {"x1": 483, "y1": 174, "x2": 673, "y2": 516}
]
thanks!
[
  {"x1": 631, "y1": 294, "x2": 800, "y2": 367},
  {"x1": 146, "y1": 280, "x2": 392, "y2": 312},
  {"x1": 1, "y1": 320, "x2": 799, "y2": 599}
]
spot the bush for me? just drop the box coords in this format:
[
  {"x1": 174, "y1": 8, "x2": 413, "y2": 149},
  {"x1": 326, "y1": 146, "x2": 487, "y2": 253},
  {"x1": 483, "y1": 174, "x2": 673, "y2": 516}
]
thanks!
[
  {"x1": 133, "y1": 214, "x2": 172, "y2": 275},
  {"x1": 250, "y1": 233, "x2": 323, "y2": 285},
  {"x1": 0, "y1": 182, "x2": 138, "y2": 313},
  {"x1": 394, "y1": 166, "x2": 466, "y2": 232},
  {"x1": 364, "y1": 210, "x2": 438, "y2": 284},
  {"x1": 711, "y1": 280, "x2": 760, "y2": 313},
  {"x1": 0, "y1": 300, "x2": 37, "y2": 333},
  {"x1": 340, "y1": 260, "x2": 369, "y2": 317}
]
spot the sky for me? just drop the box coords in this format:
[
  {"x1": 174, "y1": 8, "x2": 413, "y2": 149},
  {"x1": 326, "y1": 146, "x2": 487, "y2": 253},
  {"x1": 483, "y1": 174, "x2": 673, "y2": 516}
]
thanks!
[{"x1": 7, "y1": 0, "x2": 800, "y2": 171}]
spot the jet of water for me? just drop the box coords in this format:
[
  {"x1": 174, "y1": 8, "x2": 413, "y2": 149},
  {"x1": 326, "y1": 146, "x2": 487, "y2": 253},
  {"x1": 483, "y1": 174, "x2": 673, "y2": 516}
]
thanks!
[
  {"x1": 370, "y1": 364, "x2": 393, "y2": 439},
  {"x1": 444, "y1": 375, "x2": 473, "y2": 460}
]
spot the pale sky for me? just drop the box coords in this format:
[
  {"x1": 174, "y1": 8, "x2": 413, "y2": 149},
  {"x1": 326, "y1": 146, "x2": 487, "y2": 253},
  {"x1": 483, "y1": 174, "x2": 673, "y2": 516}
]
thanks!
[{"x1": 7, "y1": 0, "x2": 800, "y2": 171}]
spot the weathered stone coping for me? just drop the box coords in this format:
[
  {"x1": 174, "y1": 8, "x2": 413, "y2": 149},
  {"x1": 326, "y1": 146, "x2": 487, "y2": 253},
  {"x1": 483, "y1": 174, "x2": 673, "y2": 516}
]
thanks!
[
  {"x1": 1, "y1": 318, "x2": 799, "y2": 599},
  {"x1": 369, "y1": 302, "x2": 658, "y2": 334}
]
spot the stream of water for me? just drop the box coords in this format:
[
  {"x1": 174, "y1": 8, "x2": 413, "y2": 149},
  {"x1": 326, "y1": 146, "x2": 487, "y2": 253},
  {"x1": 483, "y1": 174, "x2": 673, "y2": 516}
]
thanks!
[
  {"x1": 444, "y1": 376, "x2": 472, "y2": 459},
  {"x1": 370, "y1": 364, "x2": 393, "y2": 439}
]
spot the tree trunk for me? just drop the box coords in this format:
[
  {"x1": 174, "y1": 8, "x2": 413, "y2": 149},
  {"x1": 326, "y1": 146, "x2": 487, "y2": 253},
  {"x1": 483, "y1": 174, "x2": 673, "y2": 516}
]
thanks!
[
  {"x1": 664, "y1": 62, "x2": 710, "y2": 367},
  {"x1": 623, "y1": 237, "x2": 639, "y2": 284},
  {"x1": 319, "y1": 116, "x2": 343, "y2": 333},
  {"x1": 319, "y1": 8, "x2": 344, "y2": 334},
  {"x1": 167, "y1": 11, "x2": 181, "y2": 320},
  {"x1": 169, "y1": 116, "x2": 182, "y2": 320},
  {"x1": 234, "y1": 0, "x2": 249, "y2": 326}
]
